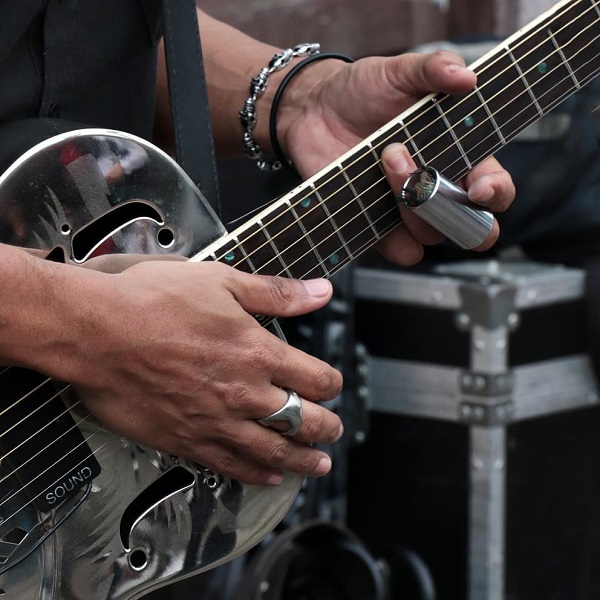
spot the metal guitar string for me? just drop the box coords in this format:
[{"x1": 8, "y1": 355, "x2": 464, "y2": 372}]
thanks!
[
  {"x1": 221, "y1": 0, "x2": 598, "y2": 271},
  {"x1": 2, "y1": 3, "x2": 596, "y2": 482},
  {"x1": 0, "y1": 383, "x2": 74, "y2": 445},
  {"x1": 1, "y1": 0, "x2": 598, "y2": 522},
  {"x1": 0, "y1": 407, "x2": 103, "y2": 506},
  {"x1": 0, "y1": 376, "x2": 62, "y2": 420},
  {"x1": 0, "y1": 0, "x2": 588, "y2": 434},
  {"x1": 213, "y1": 0, "x2": 599, "y2": 278},
  {"x1": 0, "y1": 405, "x2": 94, "y2": 484},
  {"x1": 218, "y1": 23, "x2": 599, "y2": 281},
  {"x1": 0, "y1": 4, "x2": 596, "y2": 488}
]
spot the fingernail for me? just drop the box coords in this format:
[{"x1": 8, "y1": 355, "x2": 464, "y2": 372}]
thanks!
[
  {"x1": 385, "y1": 143, "x2": 409, "y2": 174},
  {"x1": 334, "y1": 422, "x2": 344, "y2": 442},
  {"x1": 446, "y1": 62, "x2": 470, "y2": 75},
  {"x1": 315, "y1": 455, "x2": 332, "y2": 477},
  {"x1": 303, "y1": 278, "x2": 331, "y2": 297},
  {"x1": 265, "y1": 472, "x2": 284, "y2": 486},
  {"x1": 468, "y1": 176, "x2": 494, "y2": 204}
]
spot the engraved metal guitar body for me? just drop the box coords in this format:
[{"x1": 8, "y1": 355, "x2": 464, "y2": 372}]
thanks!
[
  {"x1": 1, "y1": 1, "x2": 600, "y2": 595},
  {"x1": 0, "y1": 130, "x2": 304, "y2": 599}
]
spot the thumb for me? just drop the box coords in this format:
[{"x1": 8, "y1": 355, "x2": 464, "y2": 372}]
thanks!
[{"x1": 228, "y1": 271, "x2": 333, "y2": 317}]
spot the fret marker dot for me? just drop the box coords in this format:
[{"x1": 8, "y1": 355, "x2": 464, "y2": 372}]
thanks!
[
  {"x1": 224, "y1": 252, "x2": 235, "y2": 262},
  {"x1": 329, "y1": 253, "x2": 340, "y2": 265},
  {"x1": 301, "y1": 197, "x2": 312, "y2": 208},
  {"x1": 464, "y1": 116, "x2": 475, "y2": 128},
  {"x1": 538, "y1": 62, "x2": 548, "y2": 74}
]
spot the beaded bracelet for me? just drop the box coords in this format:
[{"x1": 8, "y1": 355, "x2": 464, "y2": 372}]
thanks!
[
  {"x1": 269, "y1": 52, "x2": 355, "y2": 177},
  {"x1": 239, "y1": 43, "x2": 320, "y2": 171}
]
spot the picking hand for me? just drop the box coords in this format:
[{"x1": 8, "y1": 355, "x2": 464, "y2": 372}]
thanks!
[{"x1": 55, "y1": 260, "x2": 344, "y2": 486}]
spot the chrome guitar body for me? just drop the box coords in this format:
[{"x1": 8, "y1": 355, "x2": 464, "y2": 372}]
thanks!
[
  {"x1": 0, "y1": 129, "x2": 303, "y2": 599},
  {"x1": 2, "y1": 2, "x2": 600, "y2": 594}
]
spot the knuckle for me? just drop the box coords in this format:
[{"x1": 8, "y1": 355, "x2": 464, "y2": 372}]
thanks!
[
  {"x1": 245, "y1": 334, "x2": 279, "y2": 369},
  {"x1": 311, "y1": 365, "x2": 343, "y2": 398},
  {"x1": 224, "y1": 382, "x2": 249, "y2": 412},
  {"x1": 301, "y1": 408, "x2": 327, "y2": 438},
  {"x1": 264, "y1": 437, "x2": 292, "y2": 464},
  {"x1": 265, "y1": 276, "x2": 296, "y2": 305}
]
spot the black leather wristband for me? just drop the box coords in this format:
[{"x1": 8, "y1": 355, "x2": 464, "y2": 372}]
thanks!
[{"x1": 269, "y1": 52, "x2": 355, "y2": 178}]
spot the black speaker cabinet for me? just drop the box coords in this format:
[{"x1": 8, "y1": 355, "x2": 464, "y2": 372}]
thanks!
[{"x1": 348, "y1": 260, "x2": 600, "y2": 600}]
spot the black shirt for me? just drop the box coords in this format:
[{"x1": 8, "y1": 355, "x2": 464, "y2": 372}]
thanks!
[{"x1": 0, "y1": 0, "x2": 162, "y2": 170}]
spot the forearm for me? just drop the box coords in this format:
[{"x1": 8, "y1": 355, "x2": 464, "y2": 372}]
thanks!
[{"x1": 0, "y1": 244, "x2": 107, "y2": 381}]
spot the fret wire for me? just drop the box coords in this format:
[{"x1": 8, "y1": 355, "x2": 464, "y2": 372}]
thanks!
[
  {"x1": 227, "y1": 37, "x2": 596, "y2": 276},
  {"x1": 341, "y1": 154, "x2": 376, "y2": 243},
  {"x1": 392, "y1": 4, "x2": 597, "y2": 178},
  {"x1": 221, "y1": 35, "x2": 600, "y2": 282},
  {"x1": 258, "y1": 218, "x2": 294, "y2": 278},
  {"x1": 231, "y1": 174, "x2": 397, "y2": 282},
  {"x1": 401, "y1": 119, "x2": 426, "y2": 165},
  {"x1": 438, "y1": 37, "x2": 600, "y2": 180},
  {"x1": 287, "y1": 199, "x2": 329, "y2": 273},
  {"x1": 475, "y1": 86, "x2": 506, "y2": 145},
  {"x1": 9, "y1": 4, "x2": 598, "y2": 530},
  {"x1": 236, "y1": 36, "x2": 600, "y2": 281},
  {"x1": 310, "y1": 180, "x2": 353, "y2": 259},
  {"x1": 507, "y1": 48, "x2": 545, "y2": 116},
  {"x1": 274, "y1": 190, "x2": 400, "y2": 282},
  {"x1": 434, "y1": 100, "x2": 473, "y2": 170},
  {"x1": 548, "y1": 27, "x2": 582, "y2": 89},
  {"x1": 234, "y1": 235, "x2": 257, "y2": 272},
  {"x1": 214, "y1": 1, "x2": 599, "y2": 275}
]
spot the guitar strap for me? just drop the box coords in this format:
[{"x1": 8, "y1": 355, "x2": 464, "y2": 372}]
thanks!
[{"x1": 160, "y1": 0, "x2": 221, "y2": 217}]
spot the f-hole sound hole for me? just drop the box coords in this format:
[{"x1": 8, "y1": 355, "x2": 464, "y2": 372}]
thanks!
[
  {"x1": 71, "y1": 200, "x2": 166, "y2": 262},
  {"x1": 119, "y1": 466, "x2": 195, "y2": 550}
]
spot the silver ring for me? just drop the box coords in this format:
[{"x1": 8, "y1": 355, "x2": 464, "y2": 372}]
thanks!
[{"x1": 257, "y1": 389, "x2": 303, "y2": 436}]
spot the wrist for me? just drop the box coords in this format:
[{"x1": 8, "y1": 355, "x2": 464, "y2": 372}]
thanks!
[
  {"x1": 269, "y1": 54, "x2": 354, "y2": 173},
  {"x1": 239, "y1": 43, "x2": 320, "y2": 171},
  {"x1": 0, "y1": 246, "x2": 112, "y2": 383}
]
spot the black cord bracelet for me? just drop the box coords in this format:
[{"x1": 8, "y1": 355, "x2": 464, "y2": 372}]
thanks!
[{"x1": 269, "y1": 52, "x2": 355, "y2": 178}]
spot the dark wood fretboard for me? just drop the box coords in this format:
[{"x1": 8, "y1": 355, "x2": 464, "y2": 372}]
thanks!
[{"x1": 196, "y1": 0, "x2": 600, "y2": 281}]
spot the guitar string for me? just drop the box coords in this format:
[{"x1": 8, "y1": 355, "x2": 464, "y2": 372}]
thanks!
[
  {"x1": 211, "y1": 0, "x2": 598, "y2": 273},
  {"x1": 227, "y1": 42, "x2": 600, "y2": 327},
  {"x1": 0, "y1": 374, "x2": 60, "y2": 419},
  {"x1": 0, "y1": 1, "x2": 597, "y2": 503},
  {"x1": 0, "y1": 385, "x2": 101, "y2": 489},
  {"x1": 1, "y1": 439, "x2": 109, "y2": 530},
  {"x1": 0, "y1": 416, "x2": 102, "y2": 507},
  {"x1": 0, "y1": 0, "x2": 589, "y2": 428},
  {"x1": 0, "y1": 35, "x2": 592, "y2": 492},
  {"x1": 0, "y1": 393, "x2": 91, "y2": 478},
  {"x1": 218, "y1": 27, "x2": 600, "y2": 279},
  {"x1": 7, "y1": 34, "x2": 591, "y2": 490},
  {"x1": 4, "y1": 7, "x2": 596, "y2": 464},
  {"x1": 0, "y1": 383, "x2": 74, "y2": 444}
]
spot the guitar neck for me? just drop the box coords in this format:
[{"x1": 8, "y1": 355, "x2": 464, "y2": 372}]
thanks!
[{"x1": 195, "y1": 0, "x2": 600, "y2": 279}]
